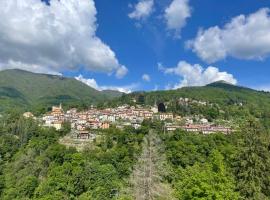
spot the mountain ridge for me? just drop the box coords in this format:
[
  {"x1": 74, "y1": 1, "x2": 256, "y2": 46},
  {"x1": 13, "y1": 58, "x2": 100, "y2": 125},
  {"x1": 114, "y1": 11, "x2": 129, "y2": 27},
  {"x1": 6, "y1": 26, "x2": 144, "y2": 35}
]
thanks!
[
  {"x1": 1, "y1": 69, "x2": 270, "y2": 114},
  {"x1": 115, "y1": 80, "x2": 270, "y2": 117},
  {"x1": 0, "y1": 69, "x2": 123, "y2": 113}
]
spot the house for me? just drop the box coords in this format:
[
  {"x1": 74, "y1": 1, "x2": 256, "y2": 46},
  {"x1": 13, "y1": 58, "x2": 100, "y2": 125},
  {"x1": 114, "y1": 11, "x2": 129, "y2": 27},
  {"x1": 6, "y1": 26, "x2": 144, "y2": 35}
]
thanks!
[
  {"x1": 51, "y1": 104, "x2": 64, "y2": 116},
  {"x1": 101, "y1": 122, "x2": 110, "y2": 129},
  {"x1": 155, "y1": 113, "x2": 174, "y2": 121},
  {"x1": 165, "y1": 123, "x2": 182, "y2": 131},
  {"x1": 89, "y1": 120, "x2": 100, "y2": 129},
  {"x1": 23, "y1": 112, "x2": 35, "y2": 118},
  {"x1": 200, "y1": 118, "x2": 208, "y2": 124},
  {"x1": 175, "y1": 115, "x2": 182, "y2": 121},
  {"x1": 151, "y1": 106, "x2": 158, "y2": 113},
  {"x1": 52, "y1": 121, "x2": 63, "y2": 130},
  {"x1": 67, "y1": 108, "x2": 77, "y2": 114},
  {"x1": 184, "y1": 124, "x2": 200, "y2": 132},
  {"x1": 77, "y1": 131, "x2": 90, "y2": 139}
]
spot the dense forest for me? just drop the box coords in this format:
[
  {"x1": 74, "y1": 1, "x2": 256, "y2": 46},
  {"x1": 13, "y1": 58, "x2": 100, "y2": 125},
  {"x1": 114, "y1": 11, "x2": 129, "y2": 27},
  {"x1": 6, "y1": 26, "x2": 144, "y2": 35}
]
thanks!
[
  {"x1": 0, "y1": 110, "x2": 147, "y2": 199},
  {"x1": 1, "y1": 108, "x2": 270, "y2": 199},
  {"x1": 163, "y1": 119, "x2": 270, "y2": 199}
]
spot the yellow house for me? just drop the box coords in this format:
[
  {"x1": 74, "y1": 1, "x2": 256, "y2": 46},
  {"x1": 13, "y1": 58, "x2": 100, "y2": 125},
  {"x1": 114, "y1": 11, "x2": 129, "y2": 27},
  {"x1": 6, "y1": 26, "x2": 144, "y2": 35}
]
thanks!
[
  {"x1": 52, "y1": 121, "x2": 62, "y2": 130},
  {"x1": 23, "y1": 112, "x2": 35, "y2": 118}
]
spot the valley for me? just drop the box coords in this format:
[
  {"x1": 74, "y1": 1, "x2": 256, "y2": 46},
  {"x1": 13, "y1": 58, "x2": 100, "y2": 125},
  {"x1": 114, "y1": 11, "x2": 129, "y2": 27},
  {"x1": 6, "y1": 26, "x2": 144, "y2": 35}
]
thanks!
[
  {"x1": 1, "y1": 0, "x2": 269, "y2": 199},
  {"x1": 1, "y1": 70, "x2": 270, "y2": 200}
]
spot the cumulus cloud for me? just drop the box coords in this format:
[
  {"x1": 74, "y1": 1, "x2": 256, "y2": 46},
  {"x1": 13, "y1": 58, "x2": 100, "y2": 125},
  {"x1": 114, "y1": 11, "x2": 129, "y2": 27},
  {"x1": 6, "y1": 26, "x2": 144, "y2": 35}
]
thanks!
[
  {"x1": 160, "y1": 61, "x2": 237, "y2": 89},
  {"x1": 165, "y1": 0, "x2": 191, "y2": 38},
  {"x1": 116, "y1": 65, "x2": 128, "y2": 79},
  {"x1": 0, "y1": 60, "x2": 62, "y2": 75},
  {"x1": 128, "y1": 0, "x2": 154, "y2": 20},
  {"x1": 75, "y1": 75, "x2": 138, "y2": 94},
  {"x1": 142, "y1": 74, "x2": 151, "y2": 82},
  {"x1": 75, "y1": 75, "x2": 99, "y2": 90},
  {"x1": 187, "y1": 8, "x2": 270, "y2": 63},
  {"x1": 0, "y1": 0, "x2": 127, "y2": 77}
]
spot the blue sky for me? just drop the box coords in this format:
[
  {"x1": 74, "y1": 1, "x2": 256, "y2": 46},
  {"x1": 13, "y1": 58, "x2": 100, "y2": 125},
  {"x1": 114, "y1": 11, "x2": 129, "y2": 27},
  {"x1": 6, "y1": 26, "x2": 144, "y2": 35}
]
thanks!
[{"x1": 1, "y1": 0, "x2": 270, "y2": 92}]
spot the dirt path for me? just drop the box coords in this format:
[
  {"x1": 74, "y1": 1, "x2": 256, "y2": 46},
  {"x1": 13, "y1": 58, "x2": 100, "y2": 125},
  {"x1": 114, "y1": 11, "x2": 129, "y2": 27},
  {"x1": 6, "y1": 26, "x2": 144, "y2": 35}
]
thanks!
[{"x1": 120, "y1": 130, "x2": 174, "y2": 200}]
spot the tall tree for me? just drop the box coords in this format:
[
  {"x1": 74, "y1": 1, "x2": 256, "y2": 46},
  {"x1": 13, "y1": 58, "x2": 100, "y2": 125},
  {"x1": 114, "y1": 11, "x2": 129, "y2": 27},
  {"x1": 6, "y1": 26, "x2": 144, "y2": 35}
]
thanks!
[
  {"x1": 174, "y1": 150, "x2": 239, "y2": 200},
  {"x1": 233, "y1": 119, "x2": 270, "y2": 199}
]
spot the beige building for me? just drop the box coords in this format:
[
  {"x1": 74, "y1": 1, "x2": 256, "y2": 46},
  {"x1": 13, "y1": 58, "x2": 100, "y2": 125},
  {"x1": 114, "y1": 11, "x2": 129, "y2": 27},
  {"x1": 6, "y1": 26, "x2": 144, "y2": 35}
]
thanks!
[
  {"x1": 52, "y1": 121, "x2": 62, "y2": 130},
  {"x1": 23, "y1": 112, "x2": 35, "y2": 118}
]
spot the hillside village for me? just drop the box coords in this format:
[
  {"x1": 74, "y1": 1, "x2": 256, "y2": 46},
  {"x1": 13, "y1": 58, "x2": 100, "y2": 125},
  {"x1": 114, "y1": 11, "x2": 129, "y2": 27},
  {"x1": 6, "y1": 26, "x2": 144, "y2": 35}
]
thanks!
[{"x1": 22, "y1": 99, "x2": 234, "y2": 141}]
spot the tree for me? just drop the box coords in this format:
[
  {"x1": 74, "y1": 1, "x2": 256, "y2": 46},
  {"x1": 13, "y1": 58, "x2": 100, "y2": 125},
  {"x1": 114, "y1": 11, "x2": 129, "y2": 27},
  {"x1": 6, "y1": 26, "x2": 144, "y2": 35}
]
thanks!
[
  {"x1": 174, "y1": 150, "x2": 239, "y2": 200},
  {"x1": 233, "y1": 120, "x2": 270, "y2": 199}
]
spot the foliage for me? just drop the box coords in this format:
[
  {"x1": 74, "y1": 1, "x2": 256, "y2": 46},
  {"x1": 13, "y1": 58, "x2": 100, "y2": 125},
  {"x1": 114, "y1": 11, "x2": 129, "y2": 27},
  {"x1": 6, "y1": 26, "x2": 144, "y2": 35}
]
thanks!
[
  {"x1": 162, "y1": 117, "x2": 270, "y2": 200},
  {"x1": 232, "y1": 120, "x2": 270, "y2": 199},
  {"x1": 0, "y1": 69, "x2": 122, "y2": 114},
  {"x1": 174, "y1": 151, "x2": 239, "y2": 200},
  {"x1": 114, "y1": 81, "x2": 270, "y2": 126},
  {"x1": 0, "y1": 114, "x2": 147, "y2": 200},
  {"x1": 1, "y1": 90, "x2": 270, "y2": 200}
]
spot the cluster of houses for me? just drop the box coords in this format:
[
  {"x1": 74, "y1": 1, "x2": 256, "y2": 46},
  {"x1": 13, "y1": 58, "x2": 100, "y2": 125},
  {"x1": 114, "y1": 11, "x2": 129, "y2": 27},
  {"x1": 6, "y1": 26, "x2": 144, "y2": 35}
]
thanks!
[
  {"x1": 178, "y1": 97, "x2": 209, "y2": 106},
  {"x1": 22, "y1": 102, "x2": 233, "y2": 139},
  {"x1": 165, "y1": 114, "x2": 232, "y2": 134},
  {"x1": 165, "y1": 123, "x2": 232, "y2": 134},
  {"x1": 41, "y1": 104, "x2": 175, "y2": 138}
]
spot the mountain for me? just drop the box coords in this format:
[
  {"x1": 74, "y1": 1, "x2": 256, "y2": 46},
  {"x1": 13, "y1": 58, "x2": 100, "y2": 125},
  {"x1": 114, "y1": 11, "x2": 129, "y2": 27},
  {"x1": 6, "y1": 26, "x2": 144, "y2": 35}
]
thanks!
[
  {"x1": 116, "y1": 81, "x2": 270, "y2": 121},
  {"x1": 206, "y1": 81, "x2": 253, "y2": 91},
  {"x1": 100, "y1": 90, "x2": 123, "y2": 98},
  {"x1": 0, "y1": 69, "x2": 122, "y2": 113}
]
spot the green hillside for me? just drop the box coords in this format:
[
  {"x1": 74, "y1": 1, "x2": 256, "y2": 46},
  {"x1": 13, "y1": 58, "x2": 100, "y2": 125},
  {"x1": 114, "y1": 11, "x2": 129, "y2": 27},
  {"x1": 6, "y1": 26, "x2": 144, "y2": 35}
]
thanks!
[
  {"x1": 119, "y1": 81, "x2": 270, "y2": 106},
  {"x1": 113, "y1": 81, "x2": 270, "y2": 126},
  {"x1": 0, "y1": 69, "x2": 122, "y2": 113}
]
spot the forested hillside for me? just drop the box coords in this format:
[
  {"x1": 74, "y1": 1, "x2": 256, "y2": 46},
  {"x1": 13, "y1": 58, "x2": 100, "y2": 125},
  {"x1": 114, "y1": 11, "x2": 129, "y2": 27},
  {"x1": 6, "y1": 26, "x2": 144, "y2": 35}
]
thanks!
[
  {"x1": 111, "y1": 81, "x2": 270, "y2": 127},
  {"x1": 1, "y1": 75, "x2": 270, "y2": 199},
  {"x1": 0, "y1": 69, "x2": 122, "y2": 113},
  {"x1": 0, "y1": 111, "x2": 147, "y2": 199},
  {"x1": 1, "y1": 114, "x2": 270, "y2": 199},
  {"x1": 118, "y1": 81, "x2": 270, "y2": 110}
]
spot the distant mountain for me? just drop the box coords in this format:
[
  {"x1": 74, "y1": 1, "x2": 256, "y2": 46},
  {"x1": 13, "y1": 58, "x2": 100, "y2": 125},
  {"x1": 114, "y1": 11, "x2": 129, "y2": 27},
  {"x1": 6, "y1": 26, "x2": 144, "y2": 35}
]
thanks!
[
  {"x1": 0, "y1": 69, "x2": 122, "y2": 113},
  {"x1": 101, "y1": 90, "x2": 123, "y2": 98},
  {"x1": 206, "y1": 81, "x2": 252, "y2": 91},
  {"x1": 117, "y1": 81, "x2": 270, "y2": 115}
]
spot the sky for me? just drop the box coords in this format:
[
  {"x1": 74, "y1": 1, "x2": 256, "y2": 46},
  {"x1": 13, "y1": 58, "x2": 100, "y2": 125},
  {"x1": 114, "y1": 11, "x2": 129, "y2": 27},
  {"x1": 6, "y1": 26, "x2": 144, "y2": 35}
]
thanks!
[{"x1": 0, "y1": 0, "x2": 270, "y2": 93}]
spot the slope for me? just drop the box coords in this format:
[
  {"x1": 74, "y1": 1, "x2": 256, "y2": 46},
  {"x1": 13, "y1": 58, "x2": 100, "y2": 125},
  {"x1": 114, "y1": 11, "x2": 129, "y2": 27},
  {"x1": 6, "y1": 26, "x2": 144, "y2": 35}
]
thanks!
[{"x1": 0, "y1": 69, "x2": 122, "y2": 112}]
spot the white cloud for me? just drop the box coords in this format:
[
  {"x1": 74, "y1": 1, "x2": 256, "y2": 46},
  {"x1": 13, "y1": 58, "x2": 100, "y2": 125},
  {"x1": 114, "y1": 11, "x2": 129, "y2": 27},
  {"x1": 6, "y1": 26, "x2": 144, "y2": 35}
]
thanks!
[
  {"x1": 188, "y1": 8, "x2": 270, "y2": 63},
  {"x1": 0, "y1": 0, "x2": 127, "y2": 77},
  {"x1": 75, "y1": 75, "x2": 99, "y2": 90},
  {"x1": 0, "y1": 60, "x2": 62, "y2": 75},
  {"x1": 116, "y1": 65, "x2": 128, "y2": 79},
  {"x1": 160, "y1": 61, "x2": 237, "y2": 89},
  {"x1": 142, "y1": 74, "x2": 151, "y2": 82},
  {"x1": 165, "y1": 0, "x2": 191, "y2": 38},
  {"x1": 128, "y1": 0, "x2": 154, "y2": 20},
  {"x1": 75, "y1": 75, "x2": 138, "y2": 94}
]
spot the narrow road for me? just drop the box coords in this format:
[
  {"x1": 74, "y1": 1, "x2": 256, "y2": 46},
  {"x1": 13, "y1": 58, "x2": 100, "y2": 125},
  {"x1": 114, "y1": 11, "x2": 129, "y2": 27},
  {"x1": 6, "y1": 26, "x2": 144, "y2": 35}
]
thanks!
[{"x1": 127, "y1": 130, "x2": 175, "y2": 200}]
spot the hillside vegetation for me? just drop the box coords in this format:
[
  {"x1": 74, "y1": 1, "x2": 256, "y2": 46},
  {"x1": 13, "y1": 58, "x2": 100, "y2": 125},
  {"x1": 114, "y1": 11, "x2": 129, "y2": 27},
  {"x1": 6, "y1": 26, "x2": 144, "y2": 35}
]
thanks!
[
  {"x1": 1, "y1": 114, "x2": 270, "y2": 199},
  {"x1": 119, "y1": 81, "x2": 270, "y2": 108},
  {"x1": 112, "y1": 81, "x2": 270, "y2": 127},
  {"x1": 0, "y1": 69, "x2": 122, "y2": 113}
]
